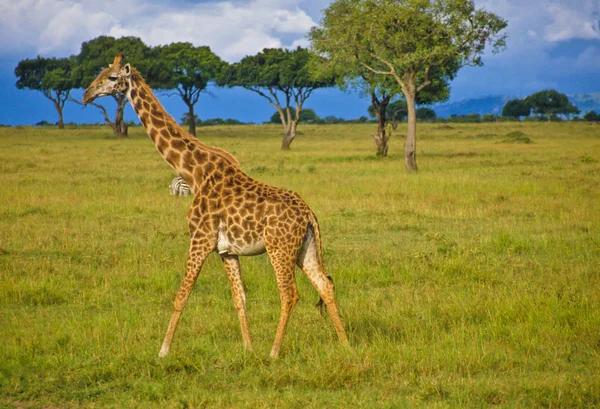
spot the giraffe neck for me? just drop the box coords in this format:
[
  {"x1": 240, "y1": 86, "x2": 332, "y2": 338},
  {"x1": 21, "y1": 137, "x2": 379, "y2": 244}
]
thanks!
[{"x1": 125, "y1": 69, "x2": 239, "y2": 189}]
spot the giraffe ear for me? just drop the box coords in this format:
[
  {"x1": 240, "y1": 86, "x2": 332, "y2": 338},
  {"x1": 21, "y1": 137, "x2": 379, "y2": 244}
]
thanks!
[{"x1": 123, "y1": 63, "x2": 132, "y2": 76}]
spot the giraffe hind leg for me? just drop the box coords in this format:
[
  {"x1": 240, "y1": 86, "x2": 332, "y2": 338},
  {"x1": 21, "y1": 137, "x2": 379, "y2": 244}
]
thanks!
[
  {"x1": 221, "y1": 254, "x2": 253, "y2": 351},
  {"x1": 297, "y1": 230, "x2": 349, "y2": 346},
  {"x1": 266, "y1": 245, "x2": 300, "y2": 358}
]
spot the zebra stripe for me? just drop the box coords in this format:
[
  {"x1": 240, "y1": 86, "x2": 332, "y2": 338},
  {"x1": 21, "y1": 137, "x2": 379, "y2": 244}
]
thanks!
[{"x1": 169, "y1": 176, "x2": 193, "y2": 197}]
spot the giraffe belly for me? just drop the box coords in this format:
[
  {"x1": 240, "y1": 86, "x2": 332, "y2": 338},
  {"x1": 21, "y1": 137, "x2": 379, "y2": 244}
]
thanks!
[{"x1": 216, "y1": 223, "x2": 266, "y2": 256}]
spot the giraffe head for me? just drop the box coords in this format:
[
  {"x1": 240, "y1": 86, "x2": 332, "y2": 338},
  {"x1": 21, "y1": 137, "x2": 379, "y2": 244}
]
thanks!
[{"x1": 83, "y1": 53, "x2": 131, "y2": 104}]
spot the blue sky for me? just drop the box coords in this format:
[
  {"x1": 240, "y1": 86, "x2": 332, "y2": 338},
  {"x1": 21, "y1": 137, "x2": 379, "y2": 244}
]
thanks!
[{"x1": 1, "y1": 0, "x2": 600, "y2": 126}]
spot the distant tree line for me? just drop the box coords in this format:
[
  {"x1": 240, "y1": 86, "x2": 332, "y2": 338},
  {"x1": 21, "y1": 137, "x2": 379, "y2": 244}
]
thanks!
[
  {"x1": 15, "y1": 0, "x2": 509, "y2": 172},
  {"x1": 15, "y1": 37, "x2": 332, "y2": 149},
  {"x1": 438, "y1": 90, "x2": 588, "y2": 123},
  {"x1": 501, "y1": 90, "x2": 580, "y2": 121}
]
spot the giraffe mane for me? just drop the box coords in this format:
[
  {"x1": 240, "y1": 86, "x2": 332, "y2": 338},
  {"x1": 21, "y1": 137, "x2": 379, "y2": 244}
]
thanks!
[{"x1": 130, "y1": 68, "x2": 241, "y2": 169}]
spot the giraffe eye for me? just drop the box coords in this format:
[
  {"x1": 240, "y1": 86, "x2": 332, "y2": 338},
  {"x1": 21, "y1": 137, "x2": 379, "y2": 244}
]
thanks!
[{"x1": 108, "y1": 75, "x2": 118, "y2": 81}]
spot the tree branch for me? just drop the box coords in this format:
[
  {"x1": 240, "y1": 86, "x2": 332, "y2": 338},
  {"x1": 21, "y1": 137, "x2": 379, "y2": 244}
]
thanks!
[
  {"x1": 69, "y1": 97, "x2": 113, "y2": 125},
  {"x1": 243, "y1": 86, "x2": 278, "y2": 107}
]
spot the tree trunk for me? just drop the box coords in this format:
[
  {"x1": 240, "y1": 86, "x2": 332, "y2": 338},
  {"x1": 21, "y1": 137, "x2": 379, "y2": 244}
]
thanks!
[
  {"x1": 281, "y1": 120, "x2": 298, "y2": 150},
  {"x1": 115, "y1": 119, "x2": 128, "y2": 138},
  {"x1": 373, "y1": 101, "x2": 389, "y2": 157},
  {"x1": 49, "y1": 97, "x2": 65, "y2": 129},
  {"x1": 404, "y1": 91, "x2": 418, "y2": 172},
  {"x1": 187, "y1": 103, "x2": 196, "y2": 137},
  {"x1": 113, "y1": 94, "x2": 129, "y2": 138},
  {"x1": 55, "y1": 102, "x2": 64, "y2": 129}
]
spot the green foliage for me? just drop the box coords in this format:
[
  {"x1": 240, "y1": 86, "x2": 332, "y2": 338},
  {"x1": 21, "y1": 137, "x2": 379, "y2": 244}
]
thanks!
[
  {"x1": 15, "y1": 56, "x2": 78, "y2": 92},
  {"x1": 1, "y1": 123, "x2": 599, "y2": 407},
  {"x1": 525, "y1": 89, "x2": 580, "y2": 120},
  {"x1": 368, "y1": 99, "x2": 407, "y2": 122},
  {"x1": 181, "y1": 112, "x2": 247, "y2": 126},
  {"x1": 482, "y1": 114, "x2": 498, "y2": 122},
  {"x1": 448, "y1": 113, "x2": 481, "y2": 123},
  {"x1": 153, "y1": 43, "x2": 224, "y2": 92},
  {"x1": 310, "y1": 0, "x2": 507, "y2": 170},
  {"x1": 180, "y1": 112, "x2": 199, "y2": 127},
  {"x1": 583, "y1": 110, "x2": 599, "y2": 122},
  {"x1": 416, "y1": 107, "x2": 437, "y2": 121},
  {"x1": 15, "y1": 56, "x2": 79, "y2": 128},
  {"x1": 220, "y1": 47, "x2": 336, "y2": 147},
  {"x1": 153, "y1": 43, "x2": 225, "y2": 135},
  {"x1": 270, "y1": 108, "x2": 318, "y2": 124},
  {"x1": 76, "y1": 36, "x2": 155, "y2": 137},
  {"x1": 502, "y1": 99, "x2": 531, "y2": 119},
  {"x1": 77, "y1": 36, "x2": 153, "y2": 88},
  {"x1": 502, "y1": 130, "x2": 533, "y2": 143},
  {"x1": 310, "y1": 0, "x2": 507, "y2": 91},
  {"x1": 198, "y1": 118, "x2": 247, "y2": 126},
  {"x1": 221, "y1": 47, "x2": 334, "y2": 92}
]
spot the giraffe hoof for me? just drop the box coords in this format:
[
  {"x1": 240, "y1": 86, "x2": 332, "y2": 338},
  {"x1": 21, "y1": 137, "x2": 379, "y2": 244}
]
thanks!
[{"x1": 158, "y1": 345, "x2": 170, "y2": 358}]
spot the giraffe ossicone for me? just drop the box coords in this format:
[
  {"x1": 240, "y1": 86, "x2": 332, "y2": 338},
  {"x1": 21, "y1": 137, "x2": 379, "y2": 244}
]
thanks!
[{"x1": 83, "y1": 53, "x2": 349, "y2": 358}]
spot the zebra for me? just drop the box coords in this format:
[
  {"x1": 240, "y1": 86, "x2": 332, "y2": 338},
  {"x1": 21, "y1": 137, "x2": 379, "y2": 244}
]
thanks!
[{"x1": 169, "y1": 176, "x2": 193, "y2": 197}]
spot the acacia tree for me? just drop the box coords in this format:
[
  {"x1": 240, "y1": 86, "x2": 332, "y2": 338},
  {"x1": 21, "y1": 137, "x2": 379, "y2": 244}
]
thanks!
[
  {"x1": 368, "y1": 97, "x2": 407, "y2": 122},
  {"x1": 364, "y1": 77, "x2": 402, "y2": 157},
  {"x1": 310, "y1": 0, "x2": 507, "y2": 171},
  {"x1": 525, "y1": 90, "x2": 579, "y2": 121},
  {"x1": 15, "y1": 56, "x2": 79, "y2": 128},
  {"x1": 583, "y1": 111, "x2": 599, "y2": 122},
  {"x1": 366, "y1": 86, "x2": 404, "y2": 156},
  {"x1": 221, "y1": 47, "x2": 335, "y2": 150},
  {"x1": 502, "y1": 99, "x2": 531, "y2": 120},
  {"x1": 270, "y1": 108, "x2": 318, "y2": 123},
  {"x1": 152, "y1": 43, "x2": 225, "y2": 137},
  {"x1": 416, "y1": 107, "x2": 436, "y2": 121},
  {"x1": 364, "y1": 74, "x2": 450, "y2": 156},
  {"x1": 77, "y1": 36, "x2": 153, "y2": 137}
]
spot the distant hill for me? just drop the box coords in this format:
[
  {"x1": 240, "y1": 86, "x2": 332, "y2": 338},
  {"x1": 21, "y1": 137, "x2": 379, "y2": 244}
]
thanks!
[
  {"x1": 432, "y1": 92, "x2": 600, "y2": 118},
  {"x1": 569, "y1": 93, "x2": 600, "y2": 114}
]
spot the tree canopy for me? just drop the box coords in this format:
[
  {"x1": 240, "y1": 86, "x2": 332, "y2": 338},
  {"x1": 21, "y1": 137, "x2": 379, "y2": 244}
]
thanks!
[
  {"x1": 270, "y1": 108, "x2": 318, "y2": 124},
  {"x1": 368, "y1": 99, "x2": 407, "y2": 122},
  {"x1": 76, "y1": 36, "x2": 154, "y2": 137},
  {"x1": 15, "y1": 56, "x2": 79, "y2": 128},
  {"x1": 310, "y1": 0, "x2": 507, "y2": 171},
  {"x1": 502, "y1": 99, "x2": 531, "y2": 120},
  {"x1": 220, "y1": 47, "x2": 335, "y2": 149},
  {"x1": 525, "y1": 90, "x2": 579, "y2": 121},
  {"x1": 152, "y1": 43, "x2": 225, "y2": 136},
  {"x1": 416, "y1": 107, "x2": 436, "y2": 121},
  {"x1": 583, "y1": 111, "x2": 599, "y2": 122}
]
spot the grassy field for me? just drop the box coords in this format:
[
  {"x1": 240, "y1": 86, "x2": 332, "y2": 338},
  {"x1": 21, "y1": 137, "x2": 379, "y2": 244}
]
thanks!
[{"x1": 1, "y1": 122, "x2": 599, "y2": 408}]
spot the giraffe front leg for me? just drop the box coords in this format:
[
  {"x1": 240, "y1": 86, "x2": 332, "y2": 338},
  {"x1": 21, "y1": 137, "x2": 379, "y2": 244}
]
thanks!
[
  {"x1": 221, "y1": 254, "x2": 253, "y2": 351},
  {"x1": 159, "y1": 231, "x2": 214, "y2": 358}
]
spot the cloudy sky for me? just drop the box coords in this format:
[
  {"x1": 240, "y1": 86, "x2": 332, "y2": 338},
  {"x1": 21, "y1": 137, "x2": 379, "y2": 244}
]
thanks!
[{"x1": 1, "y1": 0, "x2": 599, "y2": 125}]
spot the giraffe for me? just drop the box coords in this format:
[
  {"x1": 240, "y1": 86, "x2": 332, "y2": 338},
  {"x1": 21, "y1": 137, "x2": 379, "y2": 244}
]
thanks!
[{"x1": 83, "y1": 54, "x2": 349, "y2": 358}]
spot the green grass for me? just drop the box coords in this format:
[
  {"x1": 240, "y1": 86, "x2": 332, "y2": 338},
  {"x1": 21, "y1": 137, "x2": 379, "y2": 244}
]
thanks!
[{"x1": 1, "y1": 122, "x2": 599, "y2": 408}]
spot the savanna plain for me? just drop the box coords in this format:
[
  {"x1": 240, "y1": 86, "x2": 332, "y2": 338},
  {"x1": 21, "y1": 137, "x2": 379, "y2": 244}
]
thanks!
[{"x1": 1, "y1": 122, "x2": 599, "y2": 408}]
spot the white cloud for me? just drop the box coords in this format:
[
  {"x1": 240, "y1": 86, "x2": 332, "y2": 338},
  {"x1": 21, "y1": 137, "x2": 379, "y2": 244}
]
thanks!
[
  {"x1": 0, "y1": 0, "x2": 316, "y2": 61},
  {"x1": 475, "y1": 0, "x2": 600, "y2": 45},
  {"x1": 544, "y1": 2, "x2": 600, "y2": 42}
]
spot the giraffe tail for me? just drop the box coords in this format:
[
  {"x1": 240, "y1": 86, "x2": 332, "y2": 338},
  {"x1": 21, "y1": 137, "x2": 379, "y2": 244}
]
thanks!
[
  {"x1": 308, "y1": 211, "x2": 334, "y2": 316},
  {"x1": 307, "y1": 211, "x2": 324, "y2": 266}
]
